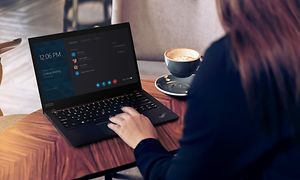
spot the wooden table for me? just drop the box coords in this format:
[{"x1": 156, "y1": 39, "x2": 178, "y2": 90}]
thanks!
[{"x1": 0, "y1": 80, "x2": 186, "y2": 179}]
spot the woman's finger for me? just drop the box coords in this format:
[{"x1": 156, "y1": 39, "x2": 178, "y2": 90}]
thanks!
[
  {"x1": 109, "y1": 116, "x2": 124, "y2": 126},
  {"x1": 121, "y1": 106, "x2": 140, "y2": 116},
  {"x1": 114, "y1": 112, "x2": 131, "y2": 121},
  {"x1": 107, "y1": 123, "x2": 120, "y2": 133}
]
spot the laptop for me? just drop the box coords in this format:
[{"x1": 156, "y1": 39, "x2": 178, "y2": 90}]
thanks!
[{"x1": 28, "y1": 22, "x2": 178, "y2": 147}]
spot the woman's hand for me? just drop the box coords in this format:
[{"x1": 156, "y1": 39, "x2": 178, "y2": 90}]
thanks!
[{"x1": 107, "y1": 107, "x2": 158, "y2": 149}]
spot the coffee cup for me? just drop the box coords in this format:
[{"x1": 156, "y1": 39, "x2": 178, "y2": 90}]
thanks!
[{"x1": 164, "y1": 48, "x2": 201, "y2": 78}]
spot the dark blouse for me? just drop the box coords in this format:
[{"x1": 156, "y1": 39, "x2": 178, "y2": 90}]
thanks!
[{"x1": 134, "y1": 36, "x2": 300, "y2": 180}]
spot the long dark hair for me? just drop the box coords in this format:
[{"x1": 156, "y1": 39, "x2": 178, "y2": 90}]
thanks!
[{"x1": 216, "y1": 0, "x2": 300, "y2": 139}]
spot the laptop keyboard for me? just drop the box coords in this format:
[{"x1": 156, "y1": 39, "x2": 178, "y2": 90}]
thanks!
[{"x1": 52, "y1": 91, "x2": 158, "y2": 129}]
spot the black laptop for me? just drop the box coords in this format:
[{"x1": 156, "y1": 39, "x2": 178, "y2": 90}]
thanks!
[{"x1": 28, "y1": 23, "x2": 178, "y2": 147}]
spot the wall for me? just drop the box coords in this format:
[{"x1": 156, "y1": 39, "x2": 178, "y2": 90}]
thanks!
[{"x1": 112, "y1": 0, "x2": 225, "y2": 61}]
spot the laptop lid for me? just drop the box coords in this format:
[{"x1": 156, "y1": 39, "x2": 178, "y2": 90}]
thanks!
[{"x1": 29, "y1": 23, "x2": 141, "y2": 111}]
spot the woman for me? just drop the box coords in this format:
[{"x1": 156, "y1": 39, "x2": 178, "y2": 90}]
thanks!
[{"x1": 108, "y1": 0, "x2": 300, "y2": 179}]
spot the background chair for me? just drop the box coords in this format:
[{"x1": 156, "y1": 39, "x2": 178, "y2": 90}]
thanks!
[
  {"x1": 0, "y1": 38, "x2": 27, "y2": 135},
  {"x1": 63, "y1": 0, "x2": 112, "y2": 32},
  {"x1": 112, "y1": 0, "x2": 225, "y2": 61},
  {"x1": 0, "y1": 38, "x2": 22, "y2": 116}
]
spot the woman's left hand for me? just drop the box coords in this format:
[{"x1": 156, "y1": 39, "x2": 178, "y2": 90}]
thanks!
[{"x1": 107, "y1": 107, "x2": 158, "y2": 149}]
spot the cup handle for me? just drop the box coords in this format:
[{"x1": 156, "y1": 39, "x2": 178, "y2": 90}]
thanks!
[
  {"x1": 200, "y1": 56, "x2": 204, "y2": 62},
  {"x1": 195, "y1": 56, "x2": 204, "y2": 72}
]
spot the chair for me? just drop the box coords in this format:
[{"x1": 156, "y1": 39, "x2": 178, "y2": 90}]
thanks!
[
  {"x1": 112, "y1": 0, "x2": 225, "y2": 61},
  {"x1": 0, "y1": 38, "x2": 22, "y2": 116},
  {"x1": 63, "y1": 0, "x2": 112, "y2": 32},
  {"x1": 0, "y1": 38, "x2": 27, "y2": 138}
]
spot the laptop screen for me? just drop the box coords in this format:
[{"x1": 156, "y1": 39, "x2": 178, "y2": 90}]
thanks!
[{"x1": 29, "y1": 23, "x2": 139, "y2": 103}]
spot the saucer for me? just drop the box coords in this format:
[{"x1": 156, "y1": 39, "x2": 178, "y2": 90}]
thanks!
[{"x1": 155, "y1": 74, "x2": 194, "y2": 96}]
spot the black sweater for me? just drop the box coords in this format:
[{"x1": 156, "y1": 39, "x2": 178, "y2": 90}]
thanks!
[{"x1": 134, "y1": 36, "x2": 300, "y2": 180}]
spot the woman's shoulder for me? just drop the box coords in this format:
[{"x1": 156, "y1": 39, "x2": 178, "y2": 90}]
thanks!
[
  {"x1": 208, "y1": 35, "x2": 230, "y2": 49},
  {"x1": 191, "y1": 35, "x2": 238, "y2": 87},
  {"x1": 199, "y1": 35, "x2": 237, "y2": 75},
  {"x1": 188, "y1": 35, "x2": 244, "y2": 104},
  {"x1": 207, "y1": 35, "x2": 231, "y2": 52}
]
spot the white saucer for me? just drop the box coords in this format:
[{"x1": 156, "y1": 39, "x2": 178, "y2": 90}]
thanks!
[{"x1": 154, "y1": 74, "x2": 194, "y2": 96}]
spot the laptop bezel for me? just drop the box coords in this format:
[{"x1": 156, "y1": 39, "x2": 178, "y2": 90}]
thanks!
[{"x1": 28, "y1": 22, "x2": 142, "y2": 112}]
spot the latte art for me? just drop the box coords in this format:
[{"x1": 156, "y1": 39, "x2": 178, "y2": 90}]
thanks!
[{"x1": 173, "y1": 55, "x2": 195, "y2": 61}]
